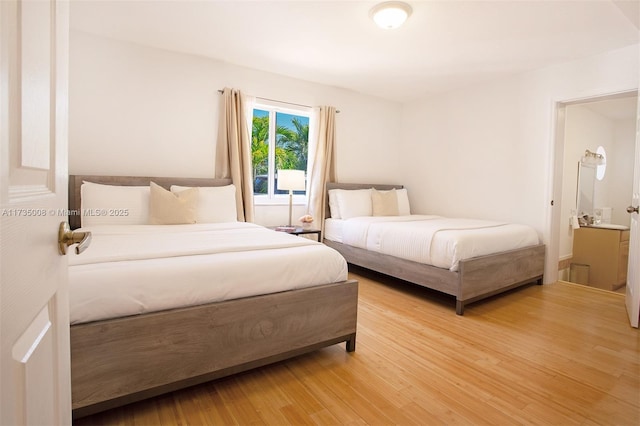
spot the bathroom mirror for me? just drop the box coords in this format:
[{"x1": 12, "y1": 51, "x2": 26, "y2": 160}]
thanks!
[
  {"x1": 576, "y1": 162, "x2": 595, "y2": 217},
  {"x1": 595, "y1": 145, "x2": 606, "y2": 181}
]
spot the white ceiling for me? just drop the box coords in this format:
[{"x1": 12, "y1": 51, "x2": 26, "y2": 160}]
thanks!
[{"x1": 70, "y1": 0, "x2": 640, "y2": 103}]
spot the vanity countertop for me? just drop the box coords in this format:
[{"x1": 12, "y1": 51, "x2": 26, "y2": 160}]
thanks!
[{"x1": 585, "y1": 223, "x2": 630, "y2": 231}]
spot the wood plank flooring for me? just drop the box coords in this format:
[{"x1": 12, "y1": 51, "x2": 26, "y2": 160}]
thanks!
[{"x1": 74, "y1": 267, "x2": 640, "y2": 425}]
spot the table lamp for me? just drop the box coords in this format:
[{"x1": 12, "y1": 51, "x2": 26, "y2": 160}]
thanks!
[{"x1": 277, "y1": 169, "x2": 306, "y2": 229}]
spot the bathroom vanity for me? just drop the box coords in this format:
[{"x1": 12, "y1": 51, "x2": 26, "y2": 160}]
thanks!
[{"x1": 572, "y1": 225, "x2": 630, "y2": 291}]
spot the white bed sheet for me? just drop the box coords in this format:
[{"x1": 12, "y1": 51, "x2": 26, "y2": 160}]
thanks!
[
  {"x1": 69, "y1": 222, "x2": 348, "y2": 324},
  {"x1": 324, "y1": 218, "x2": 345, "y2": 243},
  {"x1": 324, "y1": 215, "x2": 539, "y2": 271}
]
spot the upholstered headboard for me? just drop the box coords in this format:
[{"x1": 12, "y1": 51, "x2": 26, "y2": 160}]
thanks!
[
  {"x1": 68, "y1": 175, "x2": 232, "y2": 229},
  {"x1": 324, "y1": 182, "x2": 403, "y2": 219}
]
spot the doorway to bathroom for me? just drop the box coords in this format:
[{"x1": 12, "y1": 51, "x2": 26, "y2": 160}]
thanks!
[{"x1": 554, "y1": 91, "x2": 638, "y2": 296}]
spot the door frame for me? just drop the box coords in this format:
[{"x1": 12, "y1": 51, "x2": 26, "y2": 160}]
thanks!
[{"x1": 548, "y1": 89, "x2": 638, "y2": 283}]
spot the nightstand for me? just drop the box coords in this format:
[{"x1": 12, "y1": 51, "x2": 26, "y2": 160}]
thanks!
[{"x1": 271, "y1": 226, "x2": 322, "y2": 242}]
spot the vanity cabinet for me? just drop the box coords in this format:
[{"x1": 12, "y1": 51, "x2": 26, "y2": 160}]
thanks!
[{"x1": 572, "y1": 227, "x2": 630, "y2": 291}]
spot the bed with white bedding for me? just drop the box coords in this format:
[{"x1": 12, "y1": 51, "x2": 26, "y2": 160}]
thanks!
[
  {"x1": 323, "y1": 183, "x2": 544, "y2": 315},
  {"x1": 68, "y1": 175, "x2": 357, "y2": 418},
  {"x1": 69, "y1": 222, "x2": 348, "y2": 324}
]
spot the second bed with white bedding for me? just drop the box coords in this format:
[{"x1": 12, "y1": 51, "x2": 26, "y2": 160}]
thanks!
[
  {"x1": 323, "y1": 182, "x2": 545, "y2": 315},
  {"x1": 324, "y1": 215, "x2": 539, "y2": 271}
]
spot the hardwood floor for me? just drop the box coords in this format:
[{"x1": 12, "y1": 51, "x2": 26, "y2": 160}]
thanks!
[{"x1": 74, "y1": 267, "x2": 640, "y2": 425}]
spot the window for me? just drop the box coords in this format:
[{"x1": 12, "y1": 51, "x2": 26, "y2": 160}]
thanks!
[{"x1": 251, "y1": 102, "x2": 310, "y2": 203}]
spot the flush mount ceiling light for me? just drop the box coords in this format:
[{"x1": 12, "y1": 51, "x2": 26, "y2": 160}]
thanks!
[{"x1": 370, "y1": 1, "x2": 412, "y2": 29}]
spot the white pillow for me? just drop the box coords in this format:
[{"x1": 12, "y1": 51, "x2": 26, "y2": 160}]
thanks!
[
  {"x1": 171, "y1": 184, "x2": 237, "y2": 223},
  {"x1": 335, "y1": 189, "x2": 373, "y2": 219},
  {"x1": 80, "y1": 181, "x2": 150, "y2": 226},
  {"x1": 395, "y1": 188, "x2": 411, "y2": 215},
  {"x1": 328, "y1": 189, "x2": 341, "y2": 219}
]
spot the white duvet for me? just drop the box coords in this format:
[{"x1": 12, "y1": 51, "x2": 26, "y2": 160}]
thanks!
[
  {"x1": 68, "y1": 222, "x2": 348, "y2": 324},
  {"x1": 324, "y1": 215, "x2": 539, "y2": 271}
]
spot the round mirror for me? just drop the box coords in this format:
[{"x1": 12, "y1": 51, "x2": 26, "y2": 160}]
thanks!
[{"x1": 596, "y1": 146, "x2": 606, "y2": 181}]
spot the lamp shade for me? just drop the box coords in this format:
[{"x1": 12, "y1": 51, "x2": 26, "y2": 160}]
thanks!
[{"x1": 277, "y1": 169, "x2": 306, "y2": 191}]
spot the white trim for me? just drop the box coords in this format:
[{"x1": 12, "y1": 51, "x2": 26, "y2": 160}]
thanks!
[
  {"x1": 548, "y1": 89, "x2": 638, "y2": 285},
  {"x1": 253, "y1": 99, "x2": 312, "y2": 116},
  {"x1": 254, "y1": 194, "x2": 306, "y2": 206}
]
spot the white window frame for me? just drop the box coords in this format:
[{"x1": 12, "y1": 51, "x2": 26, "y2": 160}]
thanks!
[{"x1": 252, "y1": 100, "x2": 312, "y2": 206}]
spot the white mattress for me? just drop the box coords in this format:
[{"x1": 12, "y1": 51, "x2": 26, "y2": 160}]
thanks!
[
  {"x1": 324, "y1": 215, "x2": 539, "y2": 271},
  {"x1": 68, "y1": 222, "x2": 348, "y2": 324}
]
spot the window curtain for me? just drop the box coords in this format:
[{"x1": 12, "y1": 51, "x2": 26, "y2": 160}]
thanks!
[
  {"x1": 306, "y1": 106, "x2": 337, "y2": 234},
  {"x1": 215, "y1": 87, "x2": 255, "y2": 222}
]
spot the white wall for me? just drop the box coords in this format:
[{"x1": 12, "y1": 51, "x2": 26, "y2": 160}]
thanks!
[
  {"x1": 69, "y1": 31, "x2": 402, "y2": 225},
  {"x1": 400, "y1": 44, "x2": 639, "y2": 282},
  {"x1": 70, "y1": 31, "x2": 639, "y2": 276},
  {"x1": 593, "y1": 116, "x2": 636, "y2": 227},
  {"x1": 610, "y1": 118, "x2": 637, "y2": 225}
]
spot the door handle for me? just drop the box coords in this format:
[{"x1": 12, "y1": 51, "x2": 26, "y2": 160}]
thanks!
[
  {"x1": 627, "y1": 205, "x2": 639, "y2": 214},
  {"x1": 58, "y1": 222, "x2": 92, "y2": 255}
]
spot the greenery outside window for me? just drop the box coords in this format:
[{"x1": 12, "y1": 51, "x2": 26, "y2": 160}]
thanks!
[{"x1": 251, "y1": 101, "x2": 311, "y2": 204}]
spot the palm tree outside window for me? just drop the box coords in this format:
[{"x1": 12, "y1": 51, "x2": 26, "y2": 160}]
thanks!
[{"x1": 251, "y1": 103, "x2": 310, "y2": 202}]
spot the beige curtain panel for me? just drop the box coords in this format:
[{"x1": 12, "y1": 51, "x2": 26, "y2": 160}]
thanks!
[
  {"x1": 215, "y1": 87, "x2": 255, "y2": 222},
  {"x1": 307, "y1": 106, "x2": 337, "y2": 234}
]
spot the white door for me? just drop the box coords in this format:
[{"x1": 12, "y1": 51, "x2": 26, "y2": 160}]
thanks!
[
  {"x1": 625, "y1": 96, "x2": 640, "y2": 328},
  {"x1": 1, "y1": 0, "x2": 72, "y2": 424}
]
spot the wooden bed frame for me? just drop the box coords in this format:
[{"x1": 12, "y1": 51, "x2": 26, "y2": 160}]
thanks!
[
  {"x1": 68, "y1": 175, "x2": 358, "y2": 418},
  {"x1": 324, "y1": 182, "x2": 544, "y2": 315}
]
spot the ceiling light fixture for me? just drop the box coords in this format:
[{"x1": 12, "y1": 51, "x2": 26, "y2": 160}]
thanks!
[{"x1": 370, "y1": 1, "x2": 412, "y2": 29}]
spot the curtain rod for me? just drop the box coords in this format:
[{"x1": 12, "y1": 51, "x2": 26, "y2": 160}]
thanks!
[{"x1": 217, "y1": 89, "x2": 340, "y2": 113}]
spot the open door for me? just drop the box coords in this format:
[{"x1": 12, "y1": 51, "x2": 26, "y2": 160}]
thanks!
[
  {"x1": 625, "y1": 96, "x2": 640, "y2": 328},
  {"x1": 1, "y1": 0, "x2": 72, "y2": 423}
]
